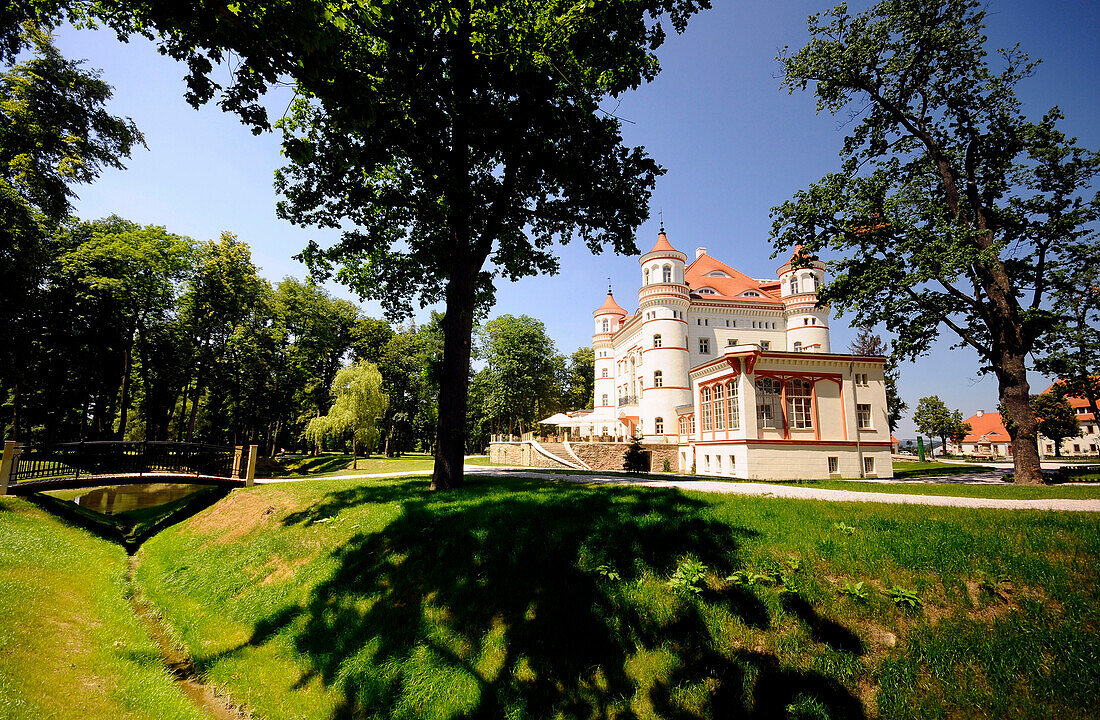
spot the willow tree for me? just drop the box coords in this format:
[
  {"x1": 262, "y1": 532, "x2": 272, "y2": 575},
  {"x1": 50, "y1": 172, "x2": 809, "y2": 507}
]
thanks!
[
  {"x1": 772, "y1": 0, "x2": 1100, "y2": 483},
  {"x1": 304, "y1": 361, "x2": 388, "y2": 470},
  {"x1": 89, "y1": 0, "x2": 710, "y2": 489}
]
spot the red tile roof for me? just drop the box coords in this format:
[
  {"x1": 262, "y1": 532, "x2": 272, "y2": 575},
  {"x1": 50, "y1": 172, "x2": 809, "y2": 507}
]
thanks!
[
  {"x1": 1040, "y1": 379, "x2": 1098, "y2": 421},
  {"x1": 685, "y1": 252, "x2": 780, "y2": 303},
  {"x1": 960, "y1": 412, "x2": 1010, "y2": 444},
  {"x1": 594, "y1": 292, "x2": 628, "y2": 316},
  {"x1": 647, "y1": 231, "x2": 678, "y2": 255}
]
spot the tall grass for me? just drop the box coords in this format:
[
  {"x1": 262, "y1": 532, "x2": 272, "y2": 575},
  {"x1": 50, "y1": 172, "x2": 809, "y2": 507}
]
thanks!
[{"x1": 136, "y1": 475, "x2": 1100, "y2": 719}]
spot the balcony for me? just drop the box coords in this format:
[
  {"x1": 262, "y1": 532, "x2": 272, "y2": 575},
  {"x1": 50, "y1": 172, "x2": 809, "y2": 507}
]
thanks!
[{"x1": 618, "y1": 395, "x2": 639, "y2": 408}]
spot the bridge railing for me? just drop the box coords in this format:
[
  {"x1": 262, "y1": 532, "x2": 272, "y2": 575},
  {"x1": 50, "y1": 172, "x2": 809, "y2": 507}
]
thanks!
[{"x1": 6, "y1": 441, "x2": 238, "y2": 486}]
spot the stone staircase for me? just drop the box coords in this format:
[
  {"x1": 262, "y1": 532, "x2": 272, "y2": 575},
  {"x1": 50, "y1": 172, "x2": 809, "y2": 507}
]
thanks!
[{"x1": 534, "y1": 442, "x2": 588, "y2": 470}]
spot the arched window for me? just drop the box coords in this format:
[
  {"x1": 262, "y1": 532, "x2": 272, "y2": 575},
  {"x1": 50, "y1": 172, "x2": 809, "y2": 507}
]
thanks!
[
  {"x1": 655, "y1": 417, "x2": 664, "y2": 434},
  {"x1": 727, "y1": 380, "x2": 740, "y2": 430},
  {"x1": 790, "y1": 275, "x2": 799, "y2": 294},
  {"x1": 601, "y1": 393, "x2": 608, "y2": 406},
  {"x1": 654, "y1": 370, "x2": 663, "y2": 387},
  {"x1": 713, "y1": 383, "x2": 725, "y2": 430},
  {"x1": 601, "y1": 368, "x2": 608, "y2": 378},
  {"x1": 662, "y1": 264, "x2": 672, "y2": 283},
  {"x1": 787, "y1": 379, "x2": 813, "y2": 429},
  {"x1": 701, "y1": 387, "x2": 712, "y2": 431},
  {"x1": 601, "y1": 318, "x2": 609, "y2": 332},
  {"x1": 653, "y1": 333, "x2": 662, "y2": 348},
  {"x1": 793, "y1": 341, "x2": 802, "y2": 352},
  {"x1": 813, "y1": 275, "x2": 820, "y2": 291},
  {"x1": 644, "y1": 268, "x2": 650, "y2": 285},
  {"x1": 756, "y1": 378, "x2": 782, "y2": 429}
]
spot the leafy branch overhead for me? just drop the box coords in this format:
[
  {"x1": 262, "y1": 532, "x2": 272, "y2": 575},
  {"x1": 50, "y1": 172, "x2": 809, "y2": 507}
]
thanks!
[{"x1": 771, "y1": 0, "x2": 1100, "y2": 483}]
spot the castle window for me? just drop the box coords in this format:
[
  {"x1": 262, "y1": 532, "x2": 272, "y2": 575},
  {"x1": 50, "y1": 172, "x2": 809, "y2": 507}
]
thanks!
[
  {"x1": 601, "y1": 394, "x2": 609, "y2": 406},
  {"x1": 793, "y1": 342, "x2": 802, "y2": 352},
  {"x1": 727, "y1": 338, "x2": 737, "y2": 346},
  {"x1": 662, "y1": 265, "x2": 672, "y2": 283},
  {"x1": 655, "y1": 417, "x2": 664, "y2": 434},
  {"x1": 814, "y1": 275, "x2": 820, "y2": 291},
  {"x1": 601, "y1": 368, "x2": 608, "y2": 378},
  {"x1": 756, "y1": 378, "x2": 782, "y2": 429},
  {"x1": 699, "y1": 338, "x2": 710, "y2": 354},
  {"x1": 828, "y1": 457, "x2": 839, "y2": 474},
  {"x1": 602, "y1": 319, "x2": 609, "y2": 332},
  {"x1": 713, "y1": 383, "x2": 725, "y2": 430},
  {"x1": 727, "y1": 380, "x2": 740, "y2": 430},
  {"x1": 857, "y1": 404, "x2": 872, "y2": 430},
  {"x1": 786, "y1": 379, "x2": 813, "y2": 429},
  {"x1": 701, "y1": 387, "x2": 712, "y2": 431},
  {"x1": 653, "y1": 333, "x2": 662, "y2": 348},
  {"x1": 790, "y1": 276, "x2": 799, "y2": 294},
  {"x1": 654, "y1": 370, "x2": 663, "y2": 388},
  {"x1": 760, "y1": 341, "x2": 770, "y2": 351},
  {"x1": 690, "y1": 415, "x2": 695, "y2": 433},
  {"x1": 644, "y1": 268, "x2": 650, "y2": 285}
]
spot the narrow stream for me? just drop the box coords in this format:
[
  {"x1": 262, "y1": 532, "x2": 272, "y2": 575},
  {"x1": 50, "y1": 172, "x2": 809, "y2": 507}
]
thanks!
[{"x1": 126, "y1": 550, "x2": 251, "y2": 720}]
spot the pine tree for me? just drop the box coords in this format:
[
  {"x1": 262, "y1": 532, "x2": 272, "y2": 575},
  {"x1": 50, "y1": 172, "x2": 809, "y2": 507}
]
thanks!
[{"x1": 622, "y1": 436, "x2": 648, "y2": 474}]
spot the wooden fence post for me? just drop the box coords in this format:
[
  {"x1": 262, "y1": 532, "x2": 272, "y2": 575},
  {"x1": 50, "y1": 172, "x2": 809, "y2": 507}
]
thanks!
[
  {"x1": 245, "y1": 444, "x2": 258, "y2": 487},
  {"x1": 232, "y1": 446, "x2": 243, "y2": 479},
  {"x1": 0, "y1": 441, "x2": 16, "y2": 496}
]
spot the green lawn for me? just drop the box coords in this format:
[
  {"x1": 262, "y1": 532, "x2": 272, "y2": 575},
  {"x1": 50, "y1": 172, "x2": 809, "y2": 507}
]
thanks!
[
  {"x1": 890, "y1": 461, "x2": 993, "y2": 478},
  {"x1": 134, "y1": 474, "x2": 1100, "y2": 719},
  {"x1": 271, "y1": 452, "x2": 492, "y2": 477},
  {"x1": 0, "y1": 496, "x2": 206, "y2": 720}
]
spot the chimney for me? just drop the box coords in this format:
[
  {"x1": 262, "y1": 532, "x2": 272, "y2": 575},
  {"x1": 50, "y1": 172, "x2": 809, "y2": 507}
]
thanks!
[
  {"x1": 976, "y1": 409, "x2": 984, "y2": 417},
  {"x1": 695, "y1": 247, "x2": 707, "y2": 259}
]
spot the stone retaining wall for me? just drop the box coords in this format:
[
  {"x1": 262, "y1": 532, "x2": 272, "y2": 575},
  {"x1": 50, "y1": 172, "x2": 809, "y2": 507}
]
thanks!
[{"x1": 491, "y1": 441, "x2": 680, "y2": 472}]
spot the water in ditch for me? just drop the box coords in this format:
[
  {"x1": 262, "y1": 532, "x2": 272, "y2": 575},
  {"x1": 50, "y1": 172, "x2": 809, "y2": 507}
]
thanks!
[{"x1": 72, "y1": 482, "x2": 210, "y2": 515}]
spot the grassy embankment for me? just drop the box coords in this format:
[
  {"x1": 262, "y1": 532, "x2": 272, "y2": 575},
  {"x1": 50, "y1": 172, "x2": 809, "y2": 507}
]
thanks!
[
  {"x1": 0, "y1": 495, "x2": 207, "y2": 720},
  {"x1": 136, "y1": 474, "x2": 1100, "y2": 719},
  {"x1": 272, "y1": 452, "x2": 491, "y2": 477}
]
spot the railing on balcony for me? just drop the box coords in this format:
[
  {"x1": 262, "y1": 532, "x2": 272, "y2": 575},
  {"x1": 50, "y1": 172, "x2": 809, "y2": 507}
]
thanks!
[{"x1": 618, "y1": 395, "x2": 639, "y2": 407}]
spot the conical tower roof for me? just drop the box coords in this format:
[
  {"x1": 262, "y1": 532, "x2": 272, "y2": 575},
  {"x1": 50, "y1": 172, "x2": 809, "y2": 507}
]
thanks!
[
  {"x1": 594, "y1": 291, "x2": 628, "y2": 317},
  {"x1": 640, "y1": 227, "x2": 687, "y2": 263}
]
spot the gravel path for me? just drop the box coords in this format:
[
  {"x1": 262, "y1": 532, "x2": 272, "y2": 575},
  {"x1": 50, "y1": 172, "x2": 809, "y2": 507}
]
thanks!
[{"x1": 259, "y1": 466, "x2": 1100, "y2": 512}]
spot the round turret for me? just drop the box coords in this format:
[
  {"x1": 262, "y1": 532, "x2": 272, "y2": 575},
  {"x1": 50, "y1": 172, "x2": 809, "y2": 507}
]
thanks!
[
  {"x1": 637, "y1": 229, "x2": 693, "y2": 440},
  {"x1": 777, "y1": 245, "x2": 830, "y2": 352},
  {"x1": 593, "y1": 290, "x2": 627, "y2": 412}
]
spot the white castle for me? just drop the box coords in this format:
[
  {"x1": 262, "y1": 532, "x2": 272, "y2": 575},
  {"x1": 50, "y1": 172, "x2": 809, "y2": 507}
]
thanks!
[{"x1": 566, "y1": 228, "x2": 893, "y2": 479}]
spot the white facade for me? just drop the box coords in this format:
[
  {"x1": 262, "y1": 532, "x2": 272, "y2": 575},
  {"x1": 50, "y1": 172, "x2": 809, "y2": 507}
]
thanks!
[{"x1": 573, "y1": 230, "x2": 893, "y2": 479}]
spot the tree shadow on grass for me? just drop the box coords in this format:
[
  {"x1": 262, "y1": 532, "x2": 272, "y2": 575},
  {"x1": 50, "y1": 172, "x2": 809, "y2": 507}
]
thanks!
[{"x1": 211, "y1": 477, "x2": 866, "y2": 719}]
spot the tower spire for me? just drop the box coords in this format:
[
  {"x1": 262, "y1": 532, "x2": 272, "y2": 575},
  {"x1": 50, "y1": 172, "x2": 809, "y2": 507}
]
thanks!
[{"x1": 608, "y1": 277, "x2": 612, "y2": 295}]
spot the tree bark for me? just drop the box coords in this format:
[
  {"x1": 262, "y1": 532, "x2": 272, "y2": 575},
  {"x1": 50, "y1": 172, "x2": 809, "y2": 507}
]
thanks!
[
  {"x1": 431, "y1": 262, "x2": 476, "y2": 491},
  {"x1": 117, "y1": 331, "x2": 134, "y2": 440},
  {"x1": 996, "y1": 349, "x2": 1043, "y2": 484}
]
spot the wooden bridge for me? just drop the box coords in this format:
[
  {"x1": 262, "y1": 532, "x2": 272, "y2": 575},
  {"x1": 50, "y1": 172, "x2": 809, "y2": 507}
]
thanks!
[{"x1": 0, "y1": 440, "x2": 258, "y2": 496}]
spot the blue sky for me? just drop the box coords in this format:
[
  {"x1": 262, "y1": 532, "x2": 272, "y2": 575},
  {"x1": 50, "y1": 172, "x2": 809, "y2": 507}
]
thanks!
[{"x1": 53, "y1": 1, "x2": 1100, "y2": 439}]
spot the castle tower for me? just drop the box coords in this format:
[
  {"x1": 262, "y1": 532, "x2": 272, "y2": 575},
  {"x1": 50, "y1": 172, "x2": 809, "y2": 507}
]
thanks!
[
  {"x1": 593, "y1": 288, "x2": 627, "y2": 416},
  {"x1": 778, "y1": 245, "x2": 830, "y2": 353},
  {"x1": 638, "y1": 228, "x2": 692, "y2": 439}
]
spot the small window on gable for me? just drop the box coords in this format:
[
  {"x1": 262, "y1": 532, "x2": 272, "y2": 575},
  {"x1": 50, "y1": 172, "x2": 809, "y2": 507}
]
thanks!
[
  {"x1": 698, "y1": 287, "x2": 717, "y2": 295},
  {"x1": 742, "y1": 291, "x2": 761, "y2": 297}
]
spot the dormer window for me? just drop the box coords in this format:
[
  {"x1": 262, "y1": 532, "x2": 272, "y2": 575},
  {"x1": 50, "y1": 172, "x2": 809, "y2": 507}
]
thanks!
[
  {"x1": 698, "y1": 287, "x2": 718, "y2": 295},
  {"x1": 742, "y1": 291, "x2": 761, "y2": 297},
  {"x1": 706, "y1": 270, "x2": 731, "y2": 278}
]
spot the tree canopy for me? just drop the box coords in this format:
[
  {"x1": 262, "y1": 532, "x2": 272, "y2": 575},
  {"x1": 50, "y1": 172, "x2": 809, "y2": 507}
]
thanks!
[
  {"x1": 78, "y1": 0, "x2": 710, "y2": 489},
  {"x1": 772, "y1": 0, "x2": 1100, "y2": 483},
  {"x1": 305, "y1": 361, "x2": 388, "y2": 469},
  {"x1": 1031, "y1": 392, "x2": 1081, "y2": 457},
  {"x1": 848, "y1": 328, "x2": 906, "y2": 433}
]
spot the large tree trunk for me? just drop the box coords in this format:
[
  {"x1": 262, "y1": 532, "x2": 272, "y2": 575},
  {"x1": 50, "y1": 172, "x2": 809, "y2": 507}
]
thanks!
[
  {"x1": 996, "y1": 350, "x2": 1043, "y2": 484},
  {"x1": 117, "y1": 332, "x2": 134, "y2": 440},
  {"x1": 431, "y1": 263, "x2": 476, "y2": 491}
]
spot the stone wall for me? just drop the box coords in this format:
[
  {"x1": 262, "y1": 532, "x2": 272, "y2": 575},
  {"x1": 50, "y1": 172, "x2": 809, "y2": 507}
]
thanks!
[
  {"x1": 489, "y1": 442, "x2": 573, "y2": 469},
  {"x1": 489, "y1": 441, "x2": 681, "y2": 473}
]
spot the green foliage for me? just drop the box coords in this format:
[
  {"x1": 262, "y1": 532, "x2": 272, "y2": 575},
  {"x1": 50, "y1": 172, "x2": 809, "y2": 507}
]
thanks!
[
  {"x1": 622, "y1": 435, "x2": 648, "y2": 473},
  {"x1": 667, "y1": 557, "x2": 708, "y2": 595},
  {"x1": 839, "y1": 580, "x2": 870, "y2": 602},
  {"x1": 475, "y1": 315, "x2": 564, "y2": 436},
  {"x1": 913, "y1": 396, "x2": 969, "y2": 456},
  {"x1": 595, "y1": 563, "x2": 620, "y2": 582},
  {"x1": 1031, "y1": 392, "x2": 1082, "y2": 456},
  {"x1": 773, "y1": 0, "x2": 1100, "y2": 482},
  {"x1": 833, "y1": 522, "x2": 856, "y2": 535},
  {"x1": 883, "y1": 585, "x2": 922, "y2": 610},
  {"x1": 304, "y1": 361, "x2": 388, "y2": 463},
  {"x1": 661, "y1": 458, "x2": 672, "y2": 473}
]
